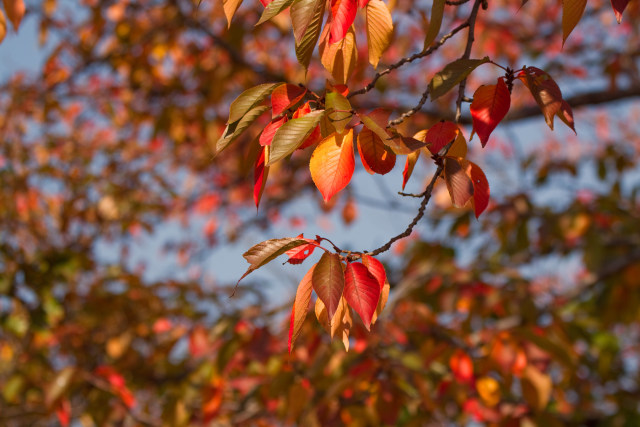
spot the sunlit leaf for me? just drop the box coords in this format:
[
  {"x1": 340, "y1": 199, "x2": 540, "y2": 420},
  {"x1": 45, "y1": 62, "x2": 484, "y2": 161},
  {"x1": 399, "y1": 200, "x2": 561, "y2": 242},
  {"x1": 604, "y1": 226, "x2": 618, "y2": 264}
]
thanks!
[
  {"x1": 268, "y1": 110, "x2": 325, "y2": 165},
  {"x1": 223, "y1": 0, "x2": 245, "y2": 28},
  {"x1": 343, "y1": 262, "x2": 381, "y2": 330},
  {"x1": 239, "y1": 237, "x2": 310, "y2": 282},
  {"x1": 216, "y1": 105, "x2": 269, "y2": 156},
  {"x1": 402, "y1": 150, "x2": 420, "y2": 190},
  {"x1": 470, "y1": 78, "x2": 511, "y2": 147},
  {"x1": 259, "y1": 116, "x2": 287, "y2": 146},
  {"x1": 330, "y1": 0, "x2": 357, "y2": 44},
  {"x1": 310, "y1": 129, "x2": 355, "y2": 202},
  {"x1": 291, "y1": 0, "x2": 324, "y2": 43},
  {"x1": 557, "y1": 100, "x2": 576, "y2": 134},
  {"x1": 521, "y1": 366, "x2": 552, "y2": 411},
  {"x1": 271, "y1": 84, "x2": 307, "y2": 117},
  {"x1": 468, "y1": 161, "x2": 490, "y2": 218},
  {"x1": 444, "y1": 157, "x2": 474, "y2": 207},
  {"x1": 429, "y1": 57, "x2": 489, "y2": 100},
  {"x1": 0, "y1": 10, "x2": 6, "y2": 44},
  {"x1": 361, "y1": 108, "x2": 392, "y2": 142},
  {"x1": 320, "y1": 25, "x2": 357, "y2": 84},
  {"x1": 312, "y1": 252, "x2": 345, "y2": 322},
  {"x1": 288, "y1": 264, "x2": 315, "y2": 353},
  {"x1": 256, "y1": 0, "x2": 295, "y2": 26},
  {"x1": 424, "y1": 0, "x2": 445, "y2": 49},
  {"x1": 611, "y1": 0, "x2": 630, "y2": 23},
  {"x1": 357, "y1": 127, "x2": 396, "y2": 175},
  {"x1": 326, "y1": 91, "x2": 352, "y2": 133},
  {"x1": 476, "y1": 376, "x2": 500, "y2": 407},
  {"x1": 366, "y1": 0, "x2": 393, "y2": 68},
  {"x1": 286, "y1": 235, "x2": 321, "y2": 264},
  {"x1": 447, "y1": 131, "x2": 468, "y2": 158},
  {"x1": 227, "y1": 83, "x2": 281, "y2": 124},
  {"x1": 425, "y1": 121, "x2": 459, "y2": 154}
]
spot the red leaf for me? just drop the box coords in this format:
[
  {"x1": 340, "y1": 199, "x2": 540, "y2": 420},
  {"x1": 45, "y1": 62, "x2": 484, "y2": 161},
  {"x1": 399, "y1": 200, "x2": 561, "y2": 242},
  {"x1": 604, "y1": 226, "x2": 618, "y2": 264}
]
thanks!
[
  {"x1": 468, "y1": 161, "x2": 490, "y2": 218},
  {"x1": 357, "y1": 127, "x2": 396, "y2": 175},
  {"x1": 611, "y1": 0, "x2": 629, "y2": 23},
  {"x1": 358, "y1": 0, "x2": 370, "y2": 7},
  {"x1": 330, "y1": 0, "x2": 357, "y2": 44},
  {"x1": 259, "y1": 116, "x2": 287, "y2": 146},
  {"x1": 272, "y1": 84, "x2": 307, "y2": 117},
  {"x1": 470, "y1": 78, "x2": 511, "y2": 147},
  {"x1": 343, "y1": 262, "x2": 381, "y2": 330},
  {"x1": 289, "y1": 264, "x2": 315, "y2": 353},
  {"x1": 286, "y1": 234, "x2": 321, "y2": 264},
  {"x1": 293, "y1": 101, "x2": 322, "y2": 149},
  {"x1": 312, "y1": 252, "x2": 345, "y2": 322},
  {"x1": 402, "y1": 150, "x2": 420, "y2": 190},
  {"x1": 426, "y1": 121, "x2": 459, "y2": 154},
  {"x1": 444, "y1": 157, "x2": 474, "y2": 207},
  {"x1": 557, "y1": 100, "x2": 576, "y2": 134},
  {"x1": 519, "y1": 67, "x2": 563, "y2": 130},
  {"x1": 450, "y1": 350, "x2": 474, "y2": 383},
  {"x1": 254, "y1": 146, "x2": 269, "y2": 209},
  {"x1": 310, "y1": 130, "x2": 355, "y2": 202},
  {"x1": 361, "y1": 254, "x2": 386, "y2": 289},
  {"x1": 55, "y1": 399, "x2": 71, "y2": 427}
]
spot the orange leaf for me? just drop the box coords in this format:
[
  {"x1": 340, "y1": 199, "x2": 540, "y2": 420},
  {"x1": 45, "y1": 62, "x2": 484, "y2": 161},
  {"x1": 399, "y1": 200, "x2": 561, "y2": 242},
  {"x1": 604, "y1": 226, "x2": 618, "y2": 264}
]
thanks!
[
  {"x1": 343, "y1": 262, "x2": 381, "y2": 330},
  {"x1": 357, "y1": 127, "x2": 396, "y2": 175},
  {"x1": 288, "y1": 264, "x2": 315, "y2": 353},
  {"x1": 426, "y1": 121, "x2": 459, "y2": 155},
  {"x1": 444, "y1": 157, "x2": 473, "y2": 207},
  {"x1": 402, "y1": 150, "x2": 420, "y2": 190},
  {"x1": 272, "y1": 84, "x2": 307, "y2": 117},
  {"x1": 3, "y1": 0, "x2": 25, "y2": 31},
  {"x1": 470, "y1": 78, "x2": 511, "y2": 147},
  {"x1": 319, "y1": 24, "x2": 357, "y2": 84},
  {"x1": 312, "y1": 252, "x2": 345, "y2": 322},
  {"x1": 310, "y1": 129, "x2": 355, "y2": 202}
]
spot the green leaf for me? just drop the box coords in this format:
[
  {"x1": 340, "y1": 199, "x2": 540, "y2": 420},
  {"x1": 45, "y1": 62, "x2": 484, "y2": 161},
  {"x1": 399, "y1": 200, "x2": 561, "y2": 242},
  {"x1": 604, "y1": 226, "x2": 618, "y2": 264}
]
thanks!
[
  {"x1": 294, "y1": 0, "x2": 325, "y2": 70},
  {"x1": 239, "y1": 237, "x2": 310, "y2": 283},
  {"x1": 215, "y1": 105, "x2": 268, "y2": 156},
  {"x1": 227, "y1": 83, "x2": 281, "y2": 124},
  {"x1": 424, "y1": 0, "x2": 445, "y2": 49},
  {"x1": 256, "y1": 0, "x2": 296, "y2": 26},
  {"x1": 312, "y1": 252, "x2": 345, "y2": 323},
  {"x1": 325, "y1": 92, "x2": 352, "y2": 134},
  {"x1": 267, "y1": 110, "x2": 324, "y2": 165},
  {"x1": 429, "y1": 57, "x2": 489, "y2": 100}
]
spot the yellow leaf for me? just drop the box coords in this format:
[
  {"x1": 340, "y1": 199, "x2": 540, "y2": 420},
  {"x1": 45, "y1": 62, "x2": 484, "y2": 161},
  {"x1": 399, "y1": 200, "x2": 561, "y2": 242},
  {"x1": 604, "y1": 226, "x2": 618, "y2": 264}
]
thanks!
[
  {"x1": 562, "y1": 0, "x2": 587, "y2": 45},
  {"x1": 366, "y1": 0, "x2": 393, "y2": 69},
  {"x1": 521, "y1": 365, "x2": 553, "y2": 411},
  {"x1": 223, "y1": 0, "x2": 244, "y2": 28},
  {"x1": 3, "y1": 0, "x2": 24, "y2": 31},
  {"x1": 476, "y1": 376, "x2": 501, "y2": 407},
  {"x1": 319, "y1": 25, "x2": 357, "y2": 84}
]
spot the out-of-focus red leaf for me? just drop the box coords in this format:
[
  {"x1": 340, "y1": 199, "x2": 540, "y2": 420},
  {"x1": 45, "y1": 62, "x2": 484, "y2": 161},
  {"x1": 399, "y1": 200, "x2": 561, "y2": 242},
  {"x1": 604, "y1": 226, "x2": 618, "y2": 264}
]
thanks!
[
  {"x1": 55, "y1": 399, "x2": 71, "y2": 427},
  {"x1": 450, "y1": 350, "x2": 474, "y2": 383}
]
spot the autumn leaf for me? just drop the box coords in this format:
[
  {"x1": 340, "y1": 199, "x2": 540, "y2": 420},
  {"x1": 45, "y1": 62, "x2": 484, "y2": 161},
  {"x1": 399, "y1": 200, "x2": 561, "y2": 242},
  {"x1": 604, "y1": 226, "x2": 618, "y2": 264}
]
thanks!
[
  {"x1": 470, "y1": 78, "x2": 511, "y2": 147},
  {"x1": 468, "y1": 161, "x2": 490, "y2": 218},
  {"x1": 519, "y1": 67, "x2": 563, "y2": 130},
  {"x1": 239, "y1": 237, "x2": 310, "y2": 283},
  {"x1": 292, "y1": 102, "x2": 322, "y2": 149},
  {"x1": 256, "y1": 0, "x2": 295, "y2": 26},
  {"x1": 293, "y1": 0, "x2": 325, "y2": 70},
  {"x1": 271, "y1": 84, "x2": 307, "y2": 117},
  {"x1": 285, "y1": 235, "x2": 321, "y2": 264},
  {"x1": 562, "y1": 0, "x2": 587, "y2": 45},
  {"x1": 402, "y1": 150, "x2": 420, "y2": 190},
  {"x1": 366, "y1": 0, "x2": 393, "y2": 68},
  {"x1": 329, "y1": 0, "x2": 357, "y2": 44},
  {"x1": 312, "y1": 252, "x2": 345, "y2": 322},
  {"x1": 450, "y1": 350, "x2": 474, "y2": 383},
  {"x1": 216, "y1": 105, "x2": 269, "y2": 156},
  {"x1": 315, "y1": 296, "x2": 352, "y2": 349},
  {"x1": 611, "y1": 0, "x2": 630, "y2": 23},
  {"x1": 444, "y1": 157, "x2": 474, "y2": 207},
  {"x1": 361, "y1": 254, "x2": 387, "y2": 289},
  {"x1": 557, "y1": 99, "x2": 576, "y2": 134},
  {"x1": 4, "y1": 0, "x2": 25, "y2": 31},
  {"x1": 357, "y1": 127, "x2": 396, "y2": 175},
  {"x1": 268, "y1": 110, "x2": 324, "y2": 165},
  {"x1": 259, "y1": 116, "x2": 287, "y2": 146},
  {"x1": 424, "y1": 0, "x2": 445, "y2": 49},
  {"x1": 521, "y1": 366, "x2": 552, "y2": 411},
  {"x1": 447, "y1": 131, "x2": 468, "y2": 158},
  {"x1": 429, "y1": 57, "x2": 489, "y2": 100},
  {"x1": 227, "y1": 83, "x2": 281, "y2": 124},
  {"x1": 476, "y1": 376, "x2": 500, "y2": 407},
  {"x1": 326, "y1": 91, "x2": 352, "y2": 133},
  {"x1": 310, "y1": 129, "x2": 355, "y2": 202},
  {"x1": 288, "y1": 264, "x2": 315, "y2": 353},
  {"x1": 320, "y1": 25, "x2": 357, "y2": 84},
  {"x1": 253, "y1": 146, "x2": 269, "y2": 209},
  {"x1": 426, "y1": 121, "x2": 459, "y2": 155},
  {"x1": 360, "y1": 108, "x2": 392, "y2": 142},
  {"x1": 343, "y1": 262, "x2": 381, "y2": 330},
  {"x1": 223, "y1": 0, "x2": 244, "y2": 28},
  {"x1": 0, "y1": 10, "x2": 6, "y2": 45}
]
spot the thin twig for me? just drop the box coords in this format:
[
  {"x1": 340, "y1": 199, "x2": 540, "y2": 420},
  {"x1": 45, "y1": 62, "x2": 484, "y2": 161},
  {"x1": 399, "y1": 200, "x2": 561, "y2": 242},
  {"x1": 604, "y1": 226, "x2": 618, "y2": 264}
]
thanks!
[
  {"x1": 348, "y1": 20, "x2": 470, "y2": 99},
  {"x1": 388, "y1": 86, "x2": 430, "y2": 126}
]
